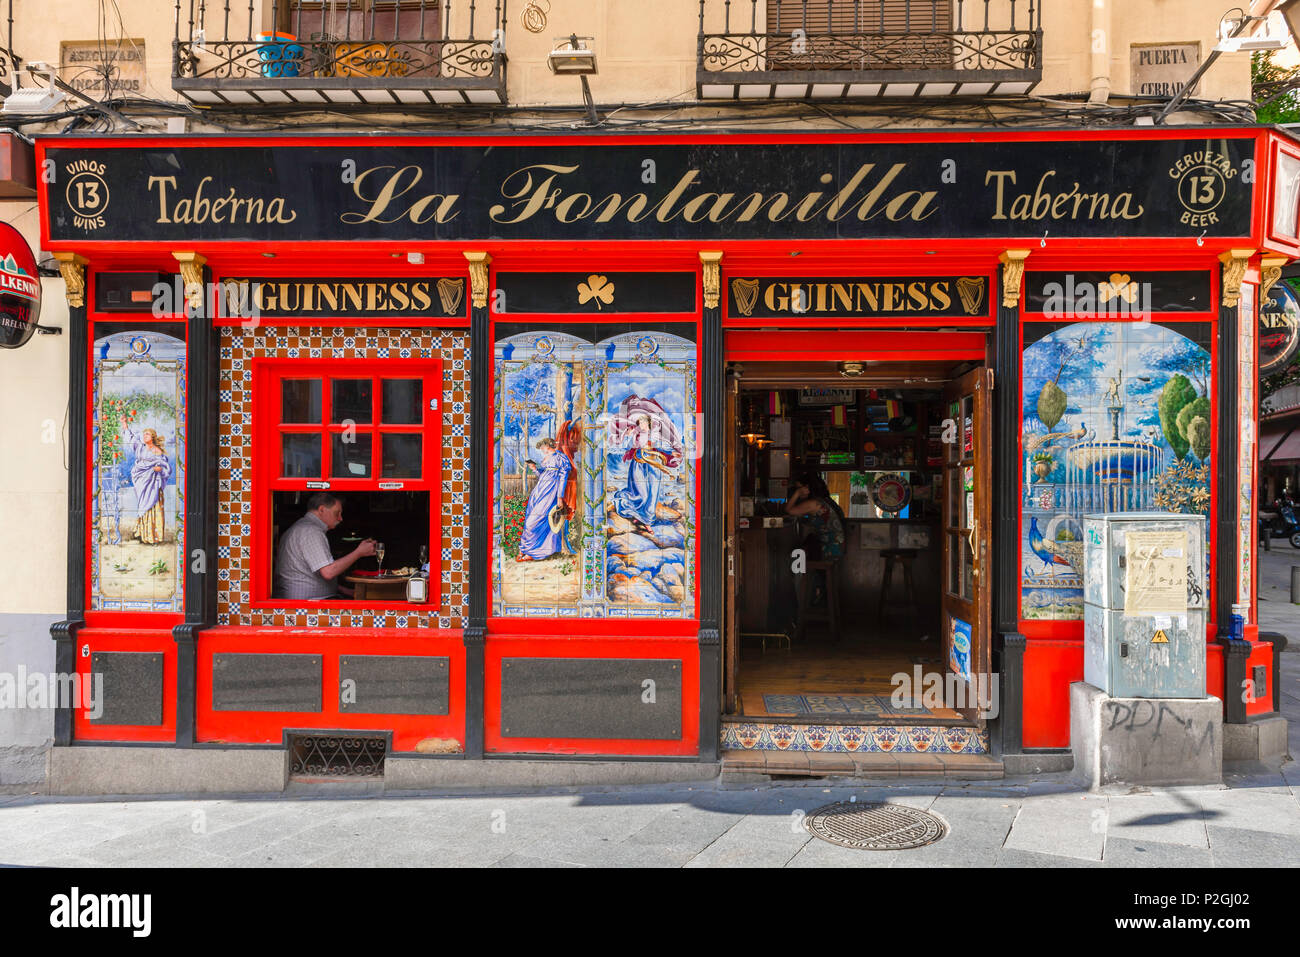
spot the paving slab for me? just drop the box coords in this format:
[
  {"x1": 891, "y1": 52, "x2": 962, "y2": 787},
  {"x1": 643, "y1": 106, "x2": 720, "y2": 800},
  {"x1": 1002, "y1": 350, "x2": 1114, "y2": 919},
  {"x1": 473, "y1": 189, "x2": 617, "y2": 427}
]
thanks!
[
  {"x1": 1003, "y1": 793, "x2": 1108, "y2": 862},
  {"x1": 1103, "y1": 793, "x2": 1211, "y2": 848},
  {"x1": 1195, "y1": 788, "x2": 1300, "y2": 837},
  {"x1": 995, "y1": 847, "x2": 1103, "y2": 868},
  {"x1": 1101, "y1": 836, "x2": 1214, "y2": 868},
  {"x1": 1206, "y1": 823, "x2": 1300, "y2": 867}
]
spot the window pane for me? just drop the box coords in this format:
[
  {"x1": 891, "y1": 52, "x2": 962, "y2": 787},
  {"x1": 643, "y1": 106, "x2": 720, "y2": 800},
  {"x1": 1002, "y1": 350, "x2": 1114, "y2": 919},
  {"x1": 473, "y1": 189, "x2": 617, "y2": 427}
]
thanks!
[
  {"x1": 331, "y1": 379, "x2": 373, "y2": 424},
  {"x1": 382, "y1": 379, "x2": 422, "y2": 424},
  {"x1": 947, "y1": 532, "x2": 960, "y2": 595},
  {"x1": 946, "y1": 400, "x2": 959, "y2": 463},
  {"x1": 331, "y1": 433, "x2": 372, "y2": 478},
  {"x1": 281, "y1": 380, "x2": 321, "y2": 423},
  {"x1": 381, "y1": 433, "x2": 422, "y2": 478},
  {"x1": 962, "y1": 536, "x2": 974, "y2": 600},
  {"x1": 281, "y1": 434, "x2": 321, "y2": 477}
]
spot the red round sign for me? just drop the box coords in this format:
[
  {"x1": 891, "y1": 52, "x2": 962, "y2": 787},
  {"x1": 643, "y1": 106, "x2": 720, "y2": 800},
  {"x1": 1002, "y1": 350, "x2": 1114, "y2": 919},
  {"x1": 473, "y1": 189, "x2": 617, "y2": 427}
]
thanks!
[{"x1": 0, "y1": 222, "x2": 41, "y2": 349}]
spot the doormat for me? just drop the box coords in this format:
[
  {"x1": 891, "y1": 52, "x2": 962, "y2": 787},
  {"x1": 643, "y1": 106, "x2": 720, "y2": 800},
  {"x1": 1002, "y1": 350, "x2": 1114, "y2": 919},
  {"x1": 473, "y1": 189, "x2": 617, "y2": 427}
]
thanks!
[{"x1": 763, "y1": 694, "x2": 932, "y2": 717}]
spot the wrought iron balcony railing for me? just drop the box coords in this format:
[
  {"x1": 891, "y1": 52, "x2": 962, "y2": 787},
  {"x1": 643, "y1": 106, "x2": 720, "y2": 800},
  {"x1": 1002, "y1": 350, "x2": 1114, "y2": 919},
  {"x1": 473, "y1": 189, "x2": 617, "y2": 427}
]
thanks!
[
  {"x1": 698, "y1": 0, "x2": 1042, "y2": 99},
  {"x1": 173, "y1": 0, "x2": 507, "y2": 106}
]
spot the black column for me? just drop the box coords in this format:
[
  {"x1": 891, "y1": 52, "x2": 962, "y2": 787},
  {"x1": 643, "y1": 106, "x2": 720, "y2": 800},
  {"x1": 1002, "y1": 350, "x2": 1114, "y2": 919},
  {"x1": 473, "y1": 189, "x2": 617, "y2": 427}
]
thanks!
[
  {"x1": 993, "y1": 281, "x2": 1025, "y2": 756},
  {"x1": 464, "y1": 287, "x2": 489, "y2": 759},
  {"x1": 51, "y1": 291, "x2": 88, "y2": 748},
  {"x1": 697, "y1": 272, "x2": 723, "y2": 762},
  {"x1": 173, "y1": 270, "x2": 218, "y2": 746},
  {"x1": 1216, "y1": 284, "x2": 1249, "y2": 724}
]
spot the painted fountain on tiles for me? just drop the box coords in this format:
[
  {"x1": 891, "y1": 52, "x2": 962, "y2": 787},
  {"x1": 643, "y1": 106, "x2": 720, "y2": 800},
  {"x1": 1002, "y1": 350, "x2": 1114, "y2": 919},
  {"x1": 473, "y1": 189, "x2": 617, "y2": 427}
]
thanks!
[{"x1": 1020, "y1": 321, "x2": 1211, "y2": 620}]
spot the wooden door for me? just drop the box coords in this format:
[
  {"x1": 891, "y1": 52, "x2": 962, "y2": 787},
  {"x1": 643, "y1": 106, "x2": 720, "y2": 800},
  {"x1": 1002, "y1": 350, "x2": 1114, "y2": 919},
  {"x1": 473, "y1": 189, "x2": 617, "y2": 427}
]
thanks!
[
  {"x1": 723, "y1": 373, "x2": 740, "y2": 714},
  {"x1": 941, "y1": 367, "x2": 993, "y2": 722}
]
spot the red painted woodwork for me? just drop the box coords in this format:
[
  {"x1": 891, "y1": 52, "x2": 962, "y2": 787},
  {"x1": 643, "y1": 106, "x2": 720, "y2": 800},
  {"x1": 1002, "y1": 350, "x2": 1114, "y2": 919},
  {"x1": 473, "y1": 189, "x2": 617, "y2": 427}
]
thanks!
[
  {"x1": 49, "y1": 127, "x2": 1289, "y2": 758},
  {"x1": 249, "y1": 357, "x2": 442, "y2": 607},
  {"x1": 73, "y1": 627, "x2": 177, "y2": 743},
  {"x1": 483, "y1": 635, "x2": 700, "y2": 757},
  {"x1": 195, "y1": 627, "x2": 465, "y2": 750}
]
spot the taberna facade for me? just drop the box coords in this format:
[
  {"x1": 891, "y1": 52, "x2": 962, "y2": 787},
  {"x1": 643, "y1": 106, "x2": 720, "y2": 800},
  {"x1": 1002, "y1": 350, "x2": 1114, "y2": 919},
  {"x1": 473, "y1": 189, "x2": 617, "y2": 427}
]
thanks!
[{"x1": 35, "y1": 127, "x2": 1295, "y2": 785}]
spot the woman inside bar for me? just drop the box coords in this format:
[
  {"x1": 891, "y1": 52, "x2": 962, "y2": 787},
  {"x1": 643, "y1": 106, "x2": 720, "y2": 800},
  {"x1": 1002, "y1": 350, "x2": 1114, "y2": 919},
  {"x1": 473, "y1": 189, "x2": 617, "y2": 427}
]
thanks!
[{"x1": 783, "y1": 471, "x2": 846, "y2": 634}]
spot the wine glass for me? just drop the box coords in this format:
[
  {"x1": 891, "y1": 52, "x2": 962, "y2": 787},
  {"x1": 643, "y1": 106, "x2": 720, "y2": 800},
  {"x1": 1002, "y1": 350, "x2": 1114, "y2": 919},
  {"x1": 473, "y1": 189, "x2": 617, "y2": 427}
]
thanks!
[{"x1": 375, "y1": 541, "x2": 386, "y2": 576}]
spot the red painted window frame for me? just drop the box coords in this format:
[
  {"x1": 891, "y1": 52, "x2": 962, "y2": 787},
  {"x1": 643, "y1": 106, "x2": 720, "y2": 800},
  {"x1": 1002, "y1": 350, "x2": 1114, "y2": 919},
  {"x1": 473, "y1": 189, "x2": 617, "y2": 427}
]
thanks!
[{"x1": 249, "y1": 356, "x2": 443, "y2": 611}]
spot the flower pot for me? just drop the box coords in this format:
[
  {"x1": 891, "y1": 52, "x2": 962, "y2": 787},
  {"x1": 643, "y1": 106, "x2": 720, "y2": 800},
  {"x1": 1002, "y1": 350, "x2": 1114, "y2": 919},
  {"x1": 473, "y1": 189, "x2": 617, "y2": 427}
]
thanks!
[
  {"x1": 255, "y1": 31, "x2": 304, "y2": 78},
  {"x1": 1033, "y1": 459, "x2": 1053, "y2": 481},
  {"x1": 334, "y1": 41, "x2": 411, "y2": 78}
]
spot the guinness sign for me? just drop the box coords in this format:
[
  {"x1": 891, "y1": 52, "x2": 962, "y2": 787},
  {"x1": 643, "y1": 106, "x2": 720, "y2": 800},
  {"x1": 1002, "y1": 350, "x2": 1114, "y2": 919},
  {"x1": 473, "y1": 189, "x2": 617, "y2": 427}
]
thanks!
[
  {"x1": 1260, "y1": 280, "x2": 1300, "y2": 376},
  {"x1": 727, "y1": 276, "x2": 990, "y2": 320},
  {"x1": 228, "y1": 277, "x2": 466, "y2": 319},
  {"x1": 0, "y1": 222, "x2": 42, "y2": 349}
]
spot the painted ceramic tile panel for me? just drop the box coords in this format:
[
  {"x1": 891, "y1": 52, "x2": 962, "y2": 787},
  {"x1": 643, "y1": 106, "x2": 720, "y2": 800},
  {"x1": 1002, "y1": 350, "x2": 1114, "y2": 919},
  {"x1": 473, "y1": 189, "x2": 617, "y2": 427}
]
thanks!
[
  {"x1": 1021, "y1": 322, "x2": 1211, "y2": 621},
  {"x1": 1238, "y1": 284, "x2": 1256, "y2": 612},
  {"x1": 91, "y1": 331, "x2": 186, "y2": 612},
  {"x1": 493, "y1": 331, "x2": 698, "y2": 619}
]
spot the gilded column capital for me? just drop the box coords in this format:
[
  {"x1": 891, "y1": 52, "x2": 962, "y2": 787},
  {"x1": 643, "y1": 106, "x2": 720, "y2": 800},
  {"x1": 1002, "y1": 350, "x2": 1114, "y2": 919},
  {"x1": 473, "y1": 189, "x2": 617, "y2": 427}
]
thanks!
[
  {"x1": 1218, "y1": 249, "x2": 1256, "y2": 309},
  {"x1": 463, "y1": 251, "x2": 492, "y2": 309},
  {"x1": 172, "y1": 252, "x2": 207, "y2": 312},
  {"x1": 52, "y1": 252, "x2": 89, "y2": 309},
  {"x1": 699, "y1": 250, "x2": 723, "y2": 311},
  {"x1": 998, "y1": 249, "x2": 1031, "y2": 309}
]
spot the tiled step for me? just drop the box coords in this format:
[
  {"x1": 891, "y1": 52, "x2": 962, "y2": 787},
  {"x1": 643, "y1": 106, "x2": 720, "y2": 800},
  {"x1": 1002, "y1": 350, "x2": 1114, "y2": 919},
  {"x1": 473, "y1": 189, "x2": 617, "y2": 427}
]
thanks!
[{"x1": 721, "y1": 749, "x2": 1003, "y2": 782}]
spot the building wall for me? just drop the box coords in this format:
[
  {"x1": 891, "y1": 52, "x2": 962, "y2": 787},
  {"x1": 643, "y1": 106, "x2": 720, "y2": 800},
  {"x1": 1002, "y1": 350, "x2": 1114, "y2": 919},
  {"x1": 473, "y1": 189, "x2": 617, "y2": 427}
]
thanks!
[
  {"x1": 0, "y1": 208, "x2": 67, "y2": 781},
  {"x1": 3, "y1": 0, "x2": 1256, "y2": 115}
]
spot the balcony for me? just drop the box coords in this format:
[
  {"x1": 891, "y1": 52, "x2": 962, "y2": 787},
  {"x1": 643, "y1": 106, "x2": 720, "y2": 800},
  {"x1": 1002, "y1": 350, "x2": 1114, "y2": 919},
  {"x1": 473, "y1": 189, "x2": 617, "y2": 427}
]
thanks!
[
  {"x1": 173, "y1": 1, "x2": 507, "y2": 106},
  {"x1": 697, "y1": 0, "x2": 1042, "y2": 100}
]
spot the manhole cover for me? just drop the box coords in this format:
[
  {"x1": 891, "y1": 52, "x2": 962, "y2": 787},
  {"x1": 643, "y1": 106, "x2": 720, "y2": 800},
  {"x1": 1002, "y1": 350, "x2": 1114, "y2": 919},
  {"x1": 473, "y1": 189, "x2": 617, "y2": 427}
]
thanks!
[{"x1": 803, "y1": 802, "x2": 947, "y2": 850}]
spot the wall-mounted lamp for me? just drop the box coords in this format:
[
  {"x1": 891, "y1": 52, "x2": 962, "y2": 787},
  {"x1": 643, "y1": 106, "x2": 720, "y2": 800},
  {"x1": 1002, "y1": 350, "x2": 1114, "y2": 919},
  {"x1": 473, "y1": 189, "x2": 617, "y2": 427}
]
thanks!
[{"x1": 548, "y1": 35, "x2": 599, "y2": 125}]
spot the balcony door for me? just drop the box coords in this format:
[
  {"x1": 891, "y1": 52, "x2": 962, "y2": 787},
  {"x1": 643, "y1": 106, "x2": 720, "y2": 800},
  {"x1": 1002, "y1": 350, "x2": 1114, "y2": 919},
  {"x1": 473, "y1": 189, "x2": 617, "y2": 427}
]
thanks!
[{"x1": 765, "y1": 0, "x2": 956, "y2": 71}]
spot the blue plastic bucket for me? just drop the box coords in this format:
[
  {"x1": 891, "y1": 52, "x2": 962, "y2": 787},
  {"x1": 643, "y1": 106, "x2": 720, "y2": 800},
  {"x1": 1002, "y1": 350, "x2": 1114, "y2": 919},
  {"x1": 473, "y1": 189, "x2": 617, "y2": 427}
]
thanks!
[{"x1": 255, "y1": 32, "x2": 303, "y2": 78}]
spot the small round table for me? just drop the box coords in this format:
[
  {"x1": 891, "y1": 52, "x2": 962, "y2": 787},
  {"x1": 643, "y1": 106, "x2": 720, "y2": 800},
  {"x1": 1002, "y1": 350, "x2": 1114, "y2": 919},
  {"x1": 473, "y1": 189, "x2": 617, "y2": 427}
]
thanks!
[{"x1": 344, "y1": 574, "x2": 410, "y2": 601}]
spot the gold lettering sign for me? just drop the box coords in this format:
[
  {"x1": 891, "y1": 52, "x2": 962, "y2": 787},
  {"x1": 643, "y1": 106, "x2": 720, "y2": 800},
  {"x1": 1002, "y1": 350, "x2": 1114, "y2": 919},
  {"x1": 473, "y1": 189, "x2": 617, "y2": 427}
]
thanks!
[
  {"x1": 733, "y1": 276, "x2": 987, "y2": 318},
  {"x1": 240, "y1": 279, "x2": 457, "y2": 316}
]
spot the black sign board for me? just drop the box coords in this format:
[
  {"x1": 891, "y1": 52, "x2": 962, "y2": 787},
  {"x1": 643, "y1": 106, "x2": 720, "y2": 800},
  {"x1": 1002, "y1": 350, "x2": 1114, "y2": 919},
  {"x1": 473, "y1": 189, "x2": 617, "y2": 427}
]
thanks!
[
  {"x1": 727, "y1": 275, "x2": 990, "y2": 319},
  {"x1": 1023, "y1": 271, "x2": 1213, "y2": 315},
  {"x1": 0, "y1": 222, "x2": 41, "y2": 348},
  {"x1": 493, "y1": 272, "x2": 696, "y2": 314},
  {"x1": 42, "y1": 137, "x2": 1256, "y2": 244}
]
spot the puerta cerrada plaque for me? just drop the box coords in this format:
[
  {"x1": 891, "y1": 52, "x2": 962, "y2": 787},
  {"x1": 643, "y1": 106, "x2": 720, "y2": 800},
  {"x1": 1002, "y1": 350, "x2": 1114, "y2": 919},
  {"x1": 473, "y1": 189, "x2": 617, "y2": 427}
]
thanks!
[{"x1": 41, "y1": 137, "x2": 1257, "y2": 243}]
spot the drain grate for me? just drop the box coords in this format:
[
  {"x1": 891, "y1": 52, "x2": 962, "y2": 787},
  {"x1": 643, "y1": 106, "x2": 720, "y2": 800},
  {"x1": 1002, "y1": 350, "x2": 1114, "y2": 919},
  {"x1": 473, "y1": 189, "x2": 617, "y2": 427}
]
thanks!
[
  {"x1": 289, "y1": 732, "x2": 387, "y2": 779},
  {"x1": 803, "y1": 802, "x2": 947, "y2": 850}
]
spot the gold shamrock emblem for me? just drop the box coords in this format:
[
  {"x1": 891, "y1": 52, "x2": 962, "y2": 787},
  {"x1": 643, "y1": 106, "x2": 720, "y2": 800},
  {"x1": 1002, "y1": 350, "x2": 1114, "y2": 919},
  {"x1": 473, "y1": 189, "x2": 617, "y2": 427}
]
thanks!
[
  {"x1": 1098, "y1": 273, "x2": 1138, "y2": 304},
  {"x1": 578, "y1": 274, "x2": 615, "y2": 309}
]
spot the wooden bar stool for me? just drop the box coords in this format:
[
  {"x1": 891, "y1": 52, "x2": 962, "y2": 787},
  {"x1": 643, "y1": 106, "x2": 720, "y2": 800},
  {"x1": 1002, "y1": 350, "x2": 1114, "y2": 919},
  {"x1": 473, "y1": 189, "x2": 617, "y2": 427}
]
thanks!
[
  {"x1": 878, "y1": 549, "x2": 919, "y2": 627},
  {"x1": 796, "y1": 560, "x2": 840, "y2": 642}
]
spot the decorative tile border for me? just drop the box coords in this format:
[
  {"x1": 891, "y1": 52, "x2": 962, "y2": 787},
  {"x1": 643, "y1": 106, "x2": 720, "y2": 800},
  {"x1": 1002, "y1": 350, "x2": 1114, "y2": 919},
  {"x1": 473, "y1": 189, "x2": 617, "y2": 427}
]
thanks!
[
  {"x1": 216, "y1": 327, "x2": 468, "y2": 629},
  {"x1": 721, "y1": 722, "x2": 988, "y2": 755}
]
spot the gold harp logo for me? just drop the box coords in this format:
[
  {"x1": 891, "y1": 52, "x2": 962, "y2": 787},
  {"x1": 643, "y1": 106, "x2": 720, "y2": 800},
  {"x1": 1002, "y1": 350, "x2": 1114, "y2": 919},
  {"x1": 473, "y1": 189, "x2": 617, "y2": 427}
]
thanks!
[
  {"x1": 732, "y1": 278, "x2": 760, "y2": 317},
  {"x1": 436, "y1": 277, "x2": 465, "y2": 315},
  {"x1": 956, "y1": 277, "x2": 986, "y2": 316}
]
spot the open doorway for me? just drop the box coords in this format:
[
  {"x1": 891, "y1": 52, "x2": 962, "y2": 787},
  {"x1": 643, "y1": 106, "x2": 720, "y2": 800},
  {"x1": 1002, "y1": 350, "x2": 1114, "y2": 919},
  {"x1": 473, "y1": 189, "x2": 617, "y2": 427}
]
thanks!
[{"x1": 723, "y1": 359, "x2": 991, "y2": 725}]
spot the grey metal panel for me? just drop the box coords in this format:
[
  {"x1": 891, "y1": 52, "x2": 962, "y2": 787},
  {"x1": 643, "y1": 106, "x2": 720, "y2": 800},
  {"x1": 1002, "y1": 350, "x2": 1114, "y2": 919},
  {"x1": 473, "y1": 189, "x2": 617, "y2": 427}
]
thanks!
[
  {"x1": 500, "y1": 658, "x2": 682, "y2": 741},
  {"x1": 1083, "y1": 513, "x2": 1206, "y2": 611},
  {"x1": 212, "y1": 654, "x2": 322, "y2": 712},
  {"x1": 1086, "y1": 605, "x2": 1206, "y2": 698},
  {"x1": 338, "y1": 655, "x2": 450, "y2": 715},
  {"x1": 89, "y1": 652, "x2": 164, "y2": 726}
]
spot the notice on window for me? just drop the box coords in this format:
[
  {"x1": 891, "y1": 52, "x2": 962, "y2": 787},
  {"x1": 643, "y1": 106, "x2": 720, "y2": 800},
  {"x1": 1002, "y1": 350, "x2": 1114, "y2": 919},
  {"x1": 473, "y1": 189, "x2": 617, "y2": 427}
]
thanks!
[{"x1": 1124, "y1": 530, "x2": 1188, "y2": 616}]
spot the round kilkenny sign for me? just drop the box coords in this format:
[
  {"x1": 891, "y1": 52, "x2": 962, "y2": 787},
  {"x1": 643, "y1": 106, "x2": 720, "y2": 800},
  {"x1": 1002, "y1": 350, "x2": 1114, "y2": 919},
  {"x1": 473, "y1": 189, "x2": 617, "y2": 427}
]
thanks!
[
  {"x1": 1260, "y1": 281, "x2": 1300, "y2": 376},
  {"x1": 0, "y1": 222, "x2": 41, "y2": 349}
]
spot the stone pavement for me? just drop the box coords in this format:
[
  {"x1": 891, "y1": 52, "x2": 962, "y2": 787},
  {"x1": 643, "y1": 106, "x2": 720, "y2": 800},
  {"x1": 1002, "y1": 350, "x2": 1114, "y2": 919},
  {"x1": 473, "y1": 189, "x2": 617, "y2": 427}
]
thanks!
[{"x1": 0, "y1": 549, "x2": 1292, "y2": 869}]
